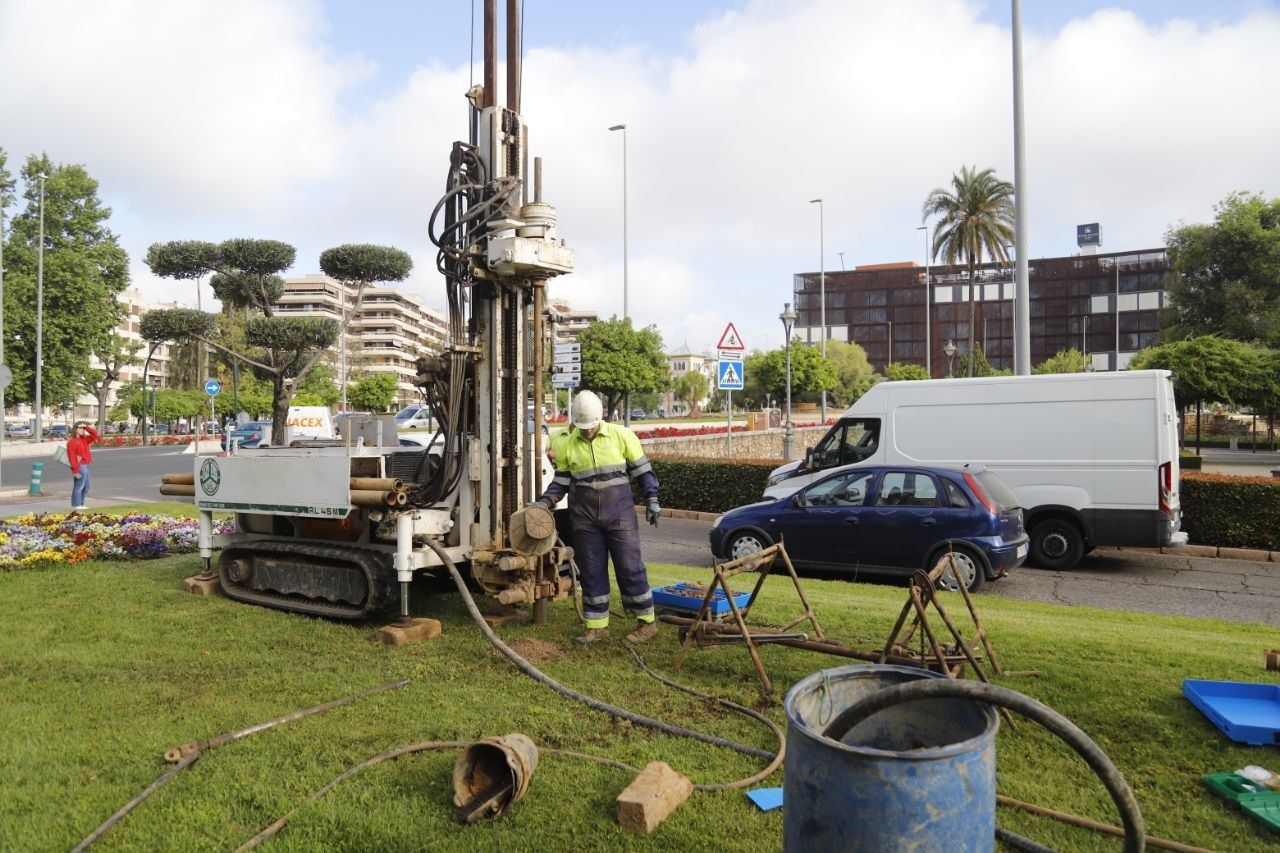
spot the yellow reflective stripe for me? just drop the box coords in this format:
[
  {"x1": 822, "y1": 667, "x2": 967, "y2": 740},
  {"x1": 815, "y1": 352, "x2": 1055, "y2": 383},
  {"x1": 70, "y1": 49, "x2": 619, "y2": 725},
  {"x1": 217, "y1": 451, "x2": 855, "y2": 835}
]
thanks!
[{"x1": 583, "y1": 616, "x2": 609, "y2": 629}]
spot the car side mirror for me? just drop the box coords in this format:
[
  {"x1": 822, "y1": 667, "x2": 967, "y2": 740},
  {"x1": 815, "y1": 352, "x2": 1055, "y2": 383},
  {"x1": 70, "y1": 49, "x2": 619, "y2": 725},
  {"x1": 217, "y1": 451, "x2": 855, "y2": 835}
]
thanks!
[{"x1": 803, "y1": 447, "x2": 814, "y2": 468}]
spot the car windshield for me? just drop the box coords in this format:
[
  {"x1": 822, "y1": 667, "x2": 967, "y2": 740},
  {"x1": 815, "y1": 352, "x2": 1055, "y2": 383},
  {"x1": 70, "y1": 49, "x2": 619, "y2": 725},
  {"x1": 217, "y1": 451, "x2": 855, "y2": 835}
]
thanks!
[
  {"x1": 394, "y1": 406, "x2": 422, "y2": 420},
  {"x1": 975, "y1": 471, "x2": 1020, "y2": 511}
]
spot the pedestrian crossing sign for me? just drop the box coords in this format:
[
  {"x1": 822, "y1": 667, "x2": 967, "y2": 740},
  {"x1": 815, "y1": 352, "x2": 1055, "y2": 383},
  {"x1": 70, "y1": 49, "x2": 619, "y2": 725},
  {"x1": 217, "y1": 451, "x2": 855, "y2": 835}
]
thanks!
[{"x1": 717, "y1": 359, "x2": 744, "y2": 390}]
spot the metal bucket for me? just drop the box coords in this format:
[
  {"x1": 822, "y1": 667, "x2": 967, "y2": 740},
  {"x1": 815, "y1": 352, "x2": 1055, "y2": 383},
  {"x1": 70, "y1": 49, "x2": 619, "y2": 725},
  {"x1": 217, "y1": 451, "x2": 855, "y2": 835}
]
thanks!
[
  {"x1": 783, "y1": 665, "x2": 999, "y2": 852},
  {"x1": 452, "y1": 733, "x2": 539, "y2": 821}
]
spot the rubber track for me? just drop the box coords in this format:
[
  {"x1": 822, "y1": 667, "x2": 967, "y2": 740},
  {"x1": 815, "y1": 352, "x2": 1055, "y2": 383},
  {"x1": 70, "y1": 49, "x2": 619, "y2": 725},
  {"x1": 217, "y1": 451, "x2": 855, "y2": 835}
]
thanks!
[{"x1": 217, "y1": 540, "x2": 397, "y2": 620}]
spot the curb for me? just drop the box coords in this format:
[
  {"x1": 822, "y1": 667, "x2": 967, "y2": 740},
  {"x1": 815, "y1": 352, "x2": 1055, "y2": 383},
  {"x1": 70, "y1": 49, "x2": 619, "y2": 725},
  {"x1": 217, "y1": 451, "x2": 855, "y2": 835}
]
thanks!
[
  {"x1": 1098, "y1": 545, "x2": 1275, "y2": 563},
  {"x1": 633, "y1": 506, "x2": 720, "y2": 523}
]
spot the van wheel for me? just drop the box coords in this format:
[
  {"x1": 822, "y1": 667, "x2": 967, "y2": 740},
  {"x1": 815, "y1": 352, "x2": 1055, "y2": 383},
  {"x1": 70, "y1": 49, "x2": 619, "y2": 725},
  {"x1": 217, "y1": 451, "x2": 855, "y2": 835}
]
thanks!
[
  {"x1": 726, "y1": 531, "x2": 771, "y2": 562},
  {"x1": 1030, "y1": 519, "x2": 1084, "y2": 570},
  {"x1": 928, "y1": 547, "x2": 984, "y2": 593}
]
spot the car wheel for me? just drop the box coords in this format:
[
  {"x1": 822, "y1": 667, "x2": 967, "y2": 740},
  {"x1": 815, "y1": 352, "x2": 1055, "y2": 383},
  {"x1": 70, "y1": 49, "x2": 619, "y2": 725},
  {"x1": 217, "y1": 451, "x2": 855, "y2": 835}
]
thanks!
[
  {"x1": 726, "y1": 530, "x2": 771, "y2": 562},
  {"x1": 1030, "y1": 519, "x2": 1084, "y2": 571},
  {"x1": 928, "y1": 546, "x2": 984, "y2": 593}
]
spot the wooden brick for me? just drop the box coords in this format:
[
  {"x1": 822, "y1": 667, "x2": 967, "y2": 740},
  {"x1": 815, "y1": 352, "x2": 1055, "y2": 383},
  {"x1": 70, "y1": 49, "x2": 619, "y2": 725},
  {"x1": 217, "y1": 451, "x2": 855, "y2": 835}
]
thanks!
[
  {"x1": 182, "y1": 576, "x2": 221, "y2": 597},
  {"x1": 375, "y1": 618, "x2": 442, "y2": 646},
  {"x1": 616, "y1": 761, "x2": 693, "y2": 834}
]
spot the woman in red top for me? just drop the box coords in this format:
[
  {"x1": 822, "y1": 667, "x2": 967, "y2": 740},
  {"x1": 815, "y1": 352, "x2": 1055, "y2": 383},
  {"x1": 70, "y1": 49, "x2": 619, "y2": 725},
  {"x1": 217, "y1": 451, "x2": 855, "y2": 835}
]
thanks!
[{"x1": 68, "y1": 422, "x2": 99, "y2": 510}]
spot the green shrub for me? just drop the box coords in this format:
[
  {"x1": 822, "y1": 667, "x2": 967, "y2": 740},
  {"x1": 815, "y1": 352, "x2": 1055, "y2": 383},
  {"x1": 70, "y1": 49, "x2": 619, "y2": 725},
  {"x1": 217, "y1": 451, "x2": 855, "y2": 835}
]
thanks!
[
  {"x1": 1181, "y1": 473, "x2": 1280, "y2": 550},
  {"x1": 650, "y1": 456, "x2": 778, "y2": 513}
]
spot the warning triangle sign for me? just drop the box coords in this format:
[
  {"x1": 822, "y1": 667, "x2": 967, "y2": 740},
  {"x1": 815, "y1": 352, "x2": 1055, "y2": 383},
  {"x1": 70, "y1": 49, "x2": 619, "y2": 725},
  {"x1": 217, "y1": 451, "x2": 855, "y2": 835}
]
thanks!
[{"x1": 717, "y1": 322, "x2": 745, "y2": 350}]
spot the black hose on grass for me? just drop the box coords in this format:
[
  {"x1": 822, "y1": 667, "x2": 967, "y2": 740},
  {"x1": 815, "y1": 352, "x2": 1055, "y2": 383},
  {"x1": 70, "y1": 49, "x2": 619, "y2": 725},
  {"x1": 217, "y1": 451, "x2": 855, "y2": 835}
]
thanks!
[
  {"x1": 422, "y1": 538, "x2": 779, "y2": 765},
  {"x1": 823, "y1": 679, "x2": 1146, "y2": 853}
]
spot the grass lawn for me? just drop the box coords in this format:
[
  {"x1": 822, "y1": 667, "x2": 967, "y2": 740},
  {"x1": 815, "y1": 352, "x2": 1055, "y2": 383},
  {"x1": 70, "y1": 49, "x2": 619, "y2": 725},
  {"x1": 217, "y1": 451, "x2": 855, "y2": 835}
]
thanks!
[{"x1": 1, "y1": 548, "x2": 1277, "y2": 851}]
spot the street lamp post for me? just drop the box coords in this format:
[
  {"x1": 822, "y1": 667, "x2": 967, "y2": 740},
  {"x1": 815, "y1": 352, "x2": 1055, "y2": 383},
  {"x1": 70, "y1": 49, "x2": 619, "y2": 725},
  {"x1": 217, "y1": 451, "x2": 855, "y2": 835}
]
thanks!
[
  {"x1": 780, "y1": 303, "x2": 797, "y2": 461},
  {"x1": 809, "y1": 198, "x2": 826, "y2": 423},
  {"x1": 34, "y1": 171, "x2": 47, "y2": 444},
  {"x1": 944, "y1": 339, "x2": 957, "y2": 378},
  {"x1": 609, "y1": 122, "x2": 631, "y2": 426},
  {"x1": 917, "y1": 224, "x2": 931, "y2": 376}
]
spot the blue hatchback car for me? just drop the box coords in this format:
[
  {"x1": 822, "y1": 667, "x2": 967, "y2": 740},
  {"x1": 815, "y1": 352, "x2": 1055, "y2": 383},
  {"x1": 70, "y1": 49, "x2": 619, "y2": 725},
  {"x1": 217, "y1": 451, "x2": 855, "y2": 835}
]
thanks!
[{"x1": 709, "y1": 465, "x2": 1028, "y2": 591}]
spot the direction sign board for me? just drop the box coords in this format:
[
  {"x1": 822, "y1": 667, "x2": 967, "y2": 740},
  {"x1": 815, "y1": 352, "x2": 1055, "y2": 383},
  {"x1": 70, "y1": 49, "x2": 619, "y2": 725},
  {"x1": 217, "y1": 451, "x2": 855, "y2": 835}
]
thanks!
[
  {"x1": 717, "y1": 359, "x2": 744, "y2": 391},
  {"x1": 553, "y1": 350, "x2": 581, "y2": 365},
  {"x1": 552, "y1": 372, "x2": 580, "y2": 389},
  {"x1": 551, "y1": 362, "x2": 579, "y2": 374},
  {"x1": 205, "y1": 378, "x2": 222, "y2": 396},
  {"x1": 716, "y1": 322, "x2": 745, "y2": 351},
  {"x1": 553, "y1": 342, "x2": 580, "y2": 354}
]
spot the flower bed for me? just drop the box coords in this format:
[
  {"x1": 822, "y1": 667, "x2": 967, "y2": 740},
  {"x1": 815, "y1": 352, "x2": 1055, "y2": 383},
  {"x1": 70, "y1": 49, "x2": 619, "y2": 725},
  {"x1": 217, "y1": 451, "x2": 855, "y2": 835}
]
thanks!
[
  {"x1": 633, "y1": 425, "x2": 749, "y2": 439},
  {"x1": 0, "y1": 512, "x2": 235, "y2": 571},
  {"x1": 95, "y1": 435, "x2": 198, "y2": 447}
]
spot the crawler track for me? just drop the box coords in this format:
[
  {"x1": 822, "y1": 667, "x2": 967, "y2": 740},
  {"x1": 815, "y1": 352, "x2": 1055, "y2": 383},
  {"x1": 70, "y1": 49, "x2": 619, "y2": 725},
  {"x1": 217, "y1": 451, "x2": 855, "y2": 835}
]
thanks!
[{"x1": 217, "y1": 539, "x2": 397, "y2": 620}]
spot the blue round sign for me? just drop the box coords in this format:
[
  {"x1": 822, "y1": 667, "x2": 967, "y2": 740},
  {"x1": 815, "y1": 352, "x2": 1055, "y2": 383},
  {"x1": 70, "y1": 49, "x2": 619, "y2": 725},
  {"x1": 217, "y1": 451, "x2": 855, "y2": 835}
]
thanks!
[{"x1": 205, "y1": 379, "x2": 222, "y2": 396}]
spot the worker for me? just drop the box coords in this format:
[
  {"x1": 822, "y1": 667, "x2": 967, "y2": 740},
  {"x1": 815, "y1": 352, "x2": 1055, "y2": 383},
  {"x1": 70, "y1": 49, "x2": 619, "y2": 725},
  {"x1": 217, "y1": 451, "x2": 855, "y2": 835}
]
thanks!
[{"x1": 534, "y1": 390, "x2": 661, "y2": 645}]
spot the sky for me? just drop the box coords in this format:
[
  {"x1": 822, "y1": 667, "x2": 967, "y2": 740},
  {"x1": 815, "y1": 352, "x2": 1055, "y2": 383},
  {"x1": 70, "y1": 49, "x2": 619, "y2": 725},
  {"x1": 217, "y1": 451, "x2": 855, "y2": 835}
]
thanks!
[{"x1": 1, "y1": 0, "x2": 1278, "y2": 355}]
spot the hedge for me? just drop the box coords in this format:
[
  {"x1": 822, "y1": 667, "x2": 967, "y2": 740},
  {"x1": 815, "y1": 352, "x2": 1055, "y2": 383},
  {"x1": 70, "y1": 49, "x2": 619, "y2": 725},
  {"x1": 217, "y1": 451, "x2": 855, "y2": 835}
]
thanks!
[
  {"x1": 1181, "y1": 473, "x2": 1280, "y2": 550},
  {"x1": 650, "y1": 456, "x2": 779, "y2": 514}
]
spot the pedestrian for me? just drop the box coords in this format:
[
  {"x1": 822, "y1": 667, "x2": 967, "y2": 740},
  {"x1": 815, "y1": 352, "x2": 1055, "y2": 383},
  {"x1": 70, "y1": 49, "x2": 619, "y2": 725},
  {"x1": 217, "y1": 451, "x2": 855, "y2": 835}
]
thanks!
[
  {"x1": 68, "y1": 421, "x2": 100, "y2": 511},
  {"x1": 534, "y1": 390, "x2": 662, "y2": 644}
]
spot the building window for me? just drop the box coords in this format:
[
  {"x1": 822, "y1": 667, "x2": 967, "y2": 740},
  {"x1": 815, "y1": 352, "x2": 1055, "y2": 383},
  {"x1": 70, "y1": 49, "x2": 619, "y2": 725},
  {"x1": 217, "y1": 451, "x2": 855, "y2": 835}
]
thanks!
[{"x1": 1090, "y1": 295, "x2": 1109, "y2": 314}]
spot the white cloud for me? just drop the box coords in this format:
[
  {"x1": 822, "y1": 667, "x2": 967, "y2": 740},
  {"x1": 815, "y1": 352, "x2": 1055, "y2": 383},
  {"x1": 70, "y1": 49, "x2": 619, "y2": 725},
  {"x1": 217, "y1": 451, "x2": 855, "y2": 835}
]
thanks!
[{"x1": 3, "y1": 0, "x2": 1277, "y2": 357}]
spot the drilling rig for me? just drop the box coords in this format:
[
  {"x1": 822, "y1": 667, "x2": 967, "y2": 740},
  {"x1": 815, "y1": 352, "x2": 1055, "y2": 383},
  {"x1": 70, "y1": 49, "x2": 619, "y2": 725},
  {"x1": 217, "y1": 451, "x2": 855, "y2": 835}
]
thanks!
[{"x1": 182, "y1": 0, "x2": 574, "y2": 624}]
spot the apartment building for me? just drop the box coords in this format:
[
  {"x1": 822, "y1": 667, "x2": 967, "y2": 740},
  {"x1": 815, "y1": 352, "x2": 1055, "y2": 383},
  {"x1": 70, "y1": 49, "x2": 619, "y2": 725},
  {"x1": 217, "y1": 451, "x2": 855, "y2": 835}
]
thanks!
[
  {"x1": 70, "y1": 288, "x2": 179, "y2": 422},
  {"x1": 276, "y1": 274, "x2": 448, "y2": 409},
  {"x1": 547, "y1": 297, "x2": 598, "y2": 344}
]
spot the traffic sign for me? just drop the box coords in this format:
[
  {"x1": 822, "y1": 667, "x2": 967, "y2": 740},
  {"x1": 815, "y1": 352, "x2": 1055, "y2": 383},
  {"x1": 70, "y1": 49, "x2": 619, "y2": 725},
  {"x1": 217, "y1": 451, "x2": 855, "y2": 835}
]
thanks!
[
  {"x1": 717, "y1": 359, "x2": 744, "y2": 390},
  {"x1": 553, "y1": 350, "x2": 581, "y2": 366},
  {"x1": 552, "y1": 363, "x2": 579, "y2": 374},
  {"x1": 204, "y1": 378, "x2": 222, "y2": 396},
  {"x1": 552, "y1": 372, "x2": 580, "y2": 389},
  {"x1": 716, "y1": 322, "x2": 745, "y2": 351},
  {"x1": 553, "y1": 342, "x2": 580, "y2": 354},
  {"x1": 717, "y1": 350, "x2": 743, "y2": 361}
]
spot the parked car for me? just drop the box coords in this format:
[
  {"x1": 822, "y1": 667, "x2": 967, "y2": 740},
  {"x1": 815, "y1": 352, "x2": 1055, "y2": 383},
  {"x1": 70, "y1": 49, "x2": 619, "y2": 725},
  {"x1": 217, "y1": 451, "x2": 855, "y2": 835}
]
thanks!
[
  {"x1": 629, "y1": 408, "x2": 647, "y2": 421},
  {"x1": 149, "y1": 423, "x2": 171, "y2": 435},
  {"x1": 394, "y1": 405, "x2": 434, "y2": 430},
  {"x1": 710, "y1": 465, "x2": 1027, "y2": 592},
  {"x1": 46, "y1": 425, "x2": 70, "y2": 439},
  {"x1": 5, "y1": 423, "x2": 33, "y2": 437},
  {"x1": 221, "y1": 421, "x2": 272, "y2": 450}
]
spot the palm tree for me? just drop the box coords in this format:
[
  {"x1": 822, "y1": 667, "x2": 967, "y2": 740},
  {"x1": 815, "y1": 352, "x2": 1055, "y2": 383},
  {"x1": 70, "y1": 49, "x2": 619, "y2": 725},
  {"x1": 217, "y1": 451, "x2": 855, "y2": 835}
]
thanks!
[{"x1": 922, "y1": 166, "x2": 1015, "y2": 376}]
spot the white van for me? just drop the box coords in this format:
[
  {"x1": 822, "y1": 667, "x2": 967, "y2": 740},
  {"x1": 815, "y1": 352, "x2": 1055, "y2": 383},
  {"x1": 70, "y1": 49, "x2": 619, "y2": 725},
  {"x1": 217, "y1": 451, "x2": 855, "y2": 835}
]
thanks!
[{"x1": 764, "y1": 370, "x2": 1185, "y2": 570}]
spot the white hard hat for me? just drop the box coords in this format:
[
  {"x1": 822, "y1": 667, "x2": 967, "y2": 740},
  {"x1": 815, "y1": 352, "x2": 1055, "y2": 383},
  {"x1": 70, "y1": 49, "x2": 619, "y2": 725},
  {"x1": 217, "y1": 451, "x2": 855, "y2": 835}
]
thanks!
[{"x1": 571, "y1": 390, "x2": 604, "y2": 430}]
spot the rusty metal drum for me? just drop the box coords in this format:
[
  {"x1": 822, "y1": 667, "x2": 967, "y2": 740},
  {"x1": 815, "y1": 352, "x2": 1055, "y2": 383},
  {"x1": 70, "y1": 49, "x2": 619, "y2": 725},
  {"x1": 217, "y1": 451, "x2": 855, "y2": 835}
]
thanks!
[{"x1": 782, "y1": 665, "x2": 998, "y2": 852}]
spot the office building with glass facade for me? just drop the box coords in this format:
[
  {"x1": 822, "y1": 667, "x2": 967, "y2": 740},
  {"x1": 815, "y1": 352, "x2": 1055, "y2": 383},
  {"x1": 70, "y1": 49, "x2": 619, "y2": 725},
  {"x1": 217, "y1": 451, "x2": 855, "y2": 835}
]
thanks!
[{"x1": 793, "y1": 248, "x2": 1172, "y2": 376}]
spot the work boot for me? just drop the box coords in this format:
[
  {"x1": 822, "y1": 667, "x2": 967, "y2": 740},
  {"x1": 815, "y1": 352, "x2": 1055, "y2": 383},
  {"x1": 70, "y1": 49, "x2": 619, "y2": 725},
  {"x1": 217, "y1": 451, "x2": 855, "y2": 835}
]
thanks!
[
  {"x1": 625, "y1": 621, "x2": 658, "y2": 644},
  {"x1": 574, "y1": 627, "x2": 609, "y2": 645}
]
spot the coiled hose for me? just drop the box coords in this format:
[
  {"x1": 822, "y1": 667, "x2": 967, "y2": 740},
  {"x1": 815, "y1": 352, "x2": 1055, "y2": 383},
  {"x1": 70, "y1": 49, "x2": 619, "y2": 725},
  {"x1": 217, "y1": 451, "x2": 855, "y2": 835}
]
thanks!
[
  {"x1": 421, "y1": 539, "x2": 783, "y2": 776},
  {"x1": 822, "y1": 679, "x2": 1146, "y2": 853}
]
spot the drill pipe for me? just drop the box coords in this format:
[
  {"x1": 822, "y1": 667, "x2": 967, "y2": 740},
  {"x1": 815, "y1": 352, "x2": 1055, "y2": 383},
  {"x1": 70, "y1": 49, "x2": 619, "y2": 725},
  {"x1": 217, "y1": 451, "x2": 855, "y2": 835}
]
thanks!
[
  {"x1": 350, "y1": 490, "x2": 401, "y2": 508},
  {"x1": 350, "y1": 477, "x2": 404, "y2": 492},
  {"x1": 159, "y1": 484, "x2": 196, "y2": 497},
  {"x1": 161, "y1": 473, "x2": 195, "y2": 485}
]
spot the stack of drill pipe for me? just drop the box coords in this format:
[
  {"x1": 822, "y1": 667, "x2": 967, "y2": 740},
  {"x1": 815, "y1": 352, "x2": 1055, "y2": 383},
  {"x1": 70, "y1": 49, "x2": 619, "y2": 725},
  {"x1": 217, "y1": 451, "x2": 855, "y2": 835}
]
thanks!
[
  {"x1": 350, "y1": 489, "x2": 409, "y2": 508},
  {"x1": 160, "y1": 473, "x2": 195, "y2": 497}
]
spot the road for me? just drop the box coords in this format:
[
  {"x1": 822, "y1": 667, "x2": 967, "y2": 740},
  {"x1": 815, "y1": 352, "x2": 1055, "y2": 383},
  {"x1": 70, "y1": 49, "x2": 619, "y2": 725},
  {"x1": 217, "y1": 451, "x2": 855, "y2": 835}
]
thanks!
[
  {"x1": 639, "y1": 516, "x2": 1280, "y2": 627},
  {"x1": 4, "y1": 445, "x2": 1277, "y2": 626},
  {"x1": 0, "y1": 444, "x2": 190, "y2": 511}
]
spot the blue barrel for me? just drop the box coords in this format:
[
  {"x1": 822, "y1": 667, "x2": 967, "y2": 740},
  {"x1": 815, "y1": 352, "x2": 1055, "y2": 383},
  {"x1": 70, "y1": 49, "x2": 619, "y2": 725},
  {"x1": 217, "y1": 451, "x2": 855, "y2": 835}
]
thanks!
[{"x1": 783, "y1": 665, "x2": 998, "y2": 852}]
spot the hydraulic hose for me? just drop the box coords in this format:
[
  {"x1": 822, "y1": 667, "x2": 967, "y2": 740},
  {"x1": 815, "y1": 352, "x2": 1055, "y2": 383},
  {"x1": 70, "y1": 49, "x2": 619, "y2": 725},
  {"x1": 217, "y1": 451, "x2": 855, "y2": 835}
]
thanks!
[
  {"x1": 422, "y1": 538, "x2": 778, "y2": 765},
  {"x1": 822, "y1": 679, "x2": 1145, "y2": 853}
]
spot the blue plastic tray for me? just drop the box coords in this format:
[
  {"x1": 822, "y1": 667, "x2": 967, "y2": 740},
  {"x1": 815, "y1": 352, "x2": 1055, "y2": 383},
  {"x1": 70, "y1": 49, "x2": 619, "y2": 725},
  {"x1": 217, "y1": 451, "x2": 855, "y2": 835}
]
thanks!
[
  {"x1": 1183, "y1": 679, "x2": 1280, "y2": 746},
  {"x1": 651, "y1": 582, "x2": 751, "y2": 615}
]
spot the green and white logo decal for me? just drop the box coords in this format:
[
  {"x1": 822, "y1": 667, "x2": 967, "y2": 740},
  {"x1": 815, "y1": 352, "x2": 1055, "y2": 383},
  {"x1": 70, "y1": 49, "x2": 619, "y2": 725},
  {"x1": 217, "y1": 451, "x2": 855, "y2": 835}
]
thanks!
[{"x1": 199, "y1": 458, "x2": 221, "y2": 496}]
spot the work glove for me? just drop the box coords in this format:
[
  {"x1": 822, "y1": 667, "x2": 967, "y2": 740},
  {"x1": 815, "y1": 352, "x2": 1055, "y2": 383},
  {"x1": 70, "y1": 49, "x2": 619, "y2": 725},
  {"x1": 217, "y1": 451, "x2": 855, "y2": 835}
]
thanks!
[{"x1": 645, "y1": 498, "x2": 661, "y2": 527}]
